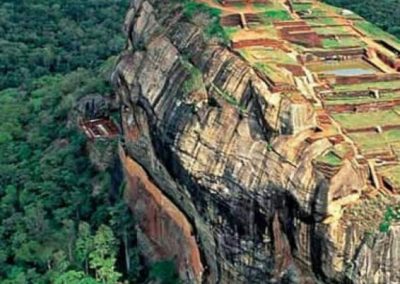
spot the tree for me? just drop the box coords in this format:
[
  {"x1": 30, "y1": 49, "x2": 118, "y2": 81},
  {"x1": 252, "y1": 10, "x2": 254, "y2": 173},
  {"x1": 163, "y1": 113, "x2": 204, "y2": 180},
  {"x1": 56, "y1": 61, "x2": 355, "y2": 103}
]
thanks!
[
  {"x1": 110, "y1": 185, "x2": 139, "y2": 281},
  {"x1": 54, "y1": 270, "x2": 98, "y2": 284},
  {"x1": 149, "y1": 260, "x2": 180, "y2": 284},
  {"x1": 75, "y1": 222, "x2": 93, "y2": 275},
  {"x1": 89, "y1": 225, "x2": 121, "y2": 284}
]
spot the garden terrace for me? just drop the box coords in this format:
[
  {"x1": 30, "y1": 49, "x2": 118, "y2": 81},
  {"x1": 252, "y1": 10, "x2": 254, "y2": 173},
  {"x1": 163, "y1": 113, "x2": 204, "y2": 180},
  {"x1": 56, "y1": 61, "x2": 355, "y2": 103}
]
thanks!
[
  {"x1": 238, "y1": 47, "x2": 296, "y2": 64},
  {"x1": 376, "y1": 51, "x2": 400, "y2": 72},
  {"x1": 321, "y1": 37, "x2": 366, "y2": 49},
  {"x1": 288, "y1": 1, "x2": 313, "y2": 14},
  {"x1": 221, "y1": 14, "x2": 244, "y2": 27},
  {"x1": 323, "y1": 92, "x2": 400, "y2": 106},
  {"x1": 274, "y1": 20, "x2": 308, "y2": 27},
  {"x1": 219, "y1": 0, "x2": 268, "y2": 5},
  {"x1": 375, "y1": 40, "x2": 400, "y2": 57},
  {"x1": 238, "y1": 46, "x2": 301, "y2": 88},
  {"x1": 275, "y1": 21, "x2": 322, "y2": 48},
  {"x1": 232, "y1": 38, "x2": 288, "y2": 50},
  {"x1": 348, "y1": 130, "x2": 400, "y2": 151},
  {"x1": 244, "y1": 13, "x2": 264, "y2": 26},
  {"x1": 380, "y1": 165, "x2": 400, "y2": 193},
  {"x1": 304, "y1": 16, "x2": 342, "y2": 27},
  {"x1": 332, "y1": 79, "x2": 400, "y2": 93},
  {"x1": 301, "y1": 48, "x2": 366, "y2": 62},
  {"x1": 354, "y1": 21, "x2": 400, "y2": 44},
  {"x1": 312, "y1": 26, "x2": 354, "y2": 36},
  {"x1": 306, "y1": 59, "x2": 379, "y2": 77},
  {"x1": 255, "y1": 67, "x2": 297, "y2": 92},
  {"x1": 279, "y1": 64, "x2": 305, "y2": 77},
  {"x1": 327, "y1": 73, "x2": 400, "y2": 86},
  {"x1": 331, "y1": 107, "x2": 400, "y2": 130},
  {"x1": 324, "y1": 99, "x2": 400, "y2": 114},
  {"x1": 196, "y1": 0, "x2": 400, "y2": 195}
]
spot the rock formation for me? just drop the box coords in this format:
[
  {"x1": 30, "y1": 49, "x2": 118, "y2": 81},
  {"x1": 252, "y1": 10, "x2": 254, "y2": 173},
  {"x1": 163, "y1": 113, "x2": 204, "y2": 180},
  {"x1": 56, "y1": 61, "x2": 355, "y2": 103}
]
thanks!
[{"x1": 112, "y1": 0, "x2": 400, "y2": 283}]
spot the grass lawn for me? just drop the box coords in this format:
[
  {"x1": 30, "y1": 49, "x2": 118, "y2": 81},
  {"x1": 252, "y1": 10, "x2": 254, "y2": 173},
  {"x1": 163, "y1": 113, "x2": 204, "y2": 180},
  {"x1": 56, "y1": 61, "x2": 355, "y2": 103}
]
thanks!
[
  {"x1": 356, "y1": 21, "x2": 400, "y2": 45},
  {"x1": 307, "y1": 59, "x2": 377, "y2": 75},
  {"x1": 243, "y1": 47, "x2": 296, "y2": 64},
  {"x1": 334, "y1": 80, "x2": 400, "y2": 93},
  {"x1": 306, "y1": 17, "x2": 338, "y2": 26},
  {"x1": 332, "y1": 108, "x2": 400, "y2": 129},
  {"x1": 308, "y1": 8, "x2": 328, "y2": 17},
  {"x1": 316, "y1": 2, "x2": 343, "y2": 14},
  {"x1": 313, "y1": 26, "x2": 351, "y2": 36},
  {"x1": 254, "y1": 62, "x2": 284, "y2": 82},
  {"x1": 238, "y1": 46, "x2": 298, "y2": 83},
  {"x1": 322, "y1": 37, "x2": 365, "y2": 49},
  {"x1": 325, "y1": 92, "x2": 400, "y2": 105},
  {"x1": 261, "y1": 10, "x2": 292, "y2": 22},
  {"x1": 292, "y1": 3, "x2": 313, "y2": 12},
  {"x1": 240, "y1": 47, "x2": 296, "y2": 64},
  {"x1": 349, "y1": 129, "x2": 400, "y2": 151},
  {"x1": 223, "y1": 27, "x2": 240, "y2": 39},
  {"x1": 316, "y1": 150, "x2": 343, "y2": 166}
]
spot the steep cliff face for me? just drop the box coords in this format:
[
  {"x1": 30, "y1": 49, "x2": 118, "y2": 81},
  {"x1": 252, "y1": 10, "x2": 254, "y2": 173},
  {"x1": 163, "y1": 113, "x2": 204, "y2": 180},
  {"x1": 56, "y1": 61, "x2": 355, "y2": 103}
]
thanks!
[{"x1": 112, "y1": 1, "x2": 399, "y2": 283}]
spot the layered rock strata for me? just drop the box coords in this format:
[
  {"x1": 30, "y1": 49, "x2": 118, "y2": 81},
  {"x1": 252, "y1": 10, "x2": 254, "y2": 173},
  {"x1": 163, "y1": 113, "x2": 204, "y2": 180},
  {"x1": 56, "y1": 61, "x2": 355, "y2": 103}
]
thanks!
[{"x1": 112, "y1": 1, "x2": 400, "y2": 283}]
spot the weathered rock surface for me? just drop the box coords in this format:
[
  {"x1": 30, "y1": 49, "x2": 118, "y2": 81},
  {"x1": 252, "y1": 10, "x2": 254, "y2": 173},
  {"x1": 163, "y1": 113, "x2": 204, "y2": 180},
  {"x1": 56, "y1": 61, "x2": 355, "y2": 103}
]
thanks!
[
  {"x1": 351, "y1": 224, "x2": 400, "y2": 284},
  {"x1": 112, "y1": 1, "x2": 400, "y2": 283}
]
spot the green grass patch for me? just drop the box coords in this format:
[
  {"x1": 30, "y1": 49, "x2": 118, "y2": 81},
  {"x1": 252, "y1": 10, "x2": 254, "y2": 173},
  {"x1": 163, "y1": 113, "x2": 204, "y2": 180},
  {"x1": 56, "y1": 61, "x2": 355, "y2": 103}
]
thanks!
[
  {"x1": 334, "y1": 80, "x2": 400, "y2": 93},
  {"x1": 306, "y1": 17, "x2": 338, "y2": 26},
  {"x1": 180, "y1": 59, "x2": 203, "y2": 95},
  {"x1": 379, "y1": 205, "x2": 400, "y2": 233},
  {"x1": 292, "y1": 3, "x2": 313, "y2": 12},
  {"x1": 254, "y1": 2, "x2": 286, "y2": 12},
  {"x1": 240, "y1": 47, "x2": 296, "y2": 64},
  {"x1": 182, "y1": 1, "x2": 229, "y2": 43},
  {"x1": 313, "y1": 26, "x2": 350, "y2": 35},
  {"x1": 349, "y1": 129, "x2": 400, "y2": 150},
  {"x1": 223, "y1": 27, "x2": 239, "y2": 39},
  {"x1": 332, "y1": 108, "x2": 400, "y2": 129},
  {"x1": 356, "y1": 21, "x2": 400, "y2": 45},
  {"x1": 254, "y1": 62, "x2": 284, "y2": 82},
  {"x1": 316, "y1": 150, "x2": 342, "y2": 166},
  {"x1": 322, "y1": 37, "x2": 365, "y2": 49},
  {"x1": 262, "y1": 10, "x2": 292, "y2": 21},
  {"x1": 325, "y1": 92, "x2": 400, "y2": 105},
  {"x1": 308, "y1": 8, "x2": 328, "y2": 17}
]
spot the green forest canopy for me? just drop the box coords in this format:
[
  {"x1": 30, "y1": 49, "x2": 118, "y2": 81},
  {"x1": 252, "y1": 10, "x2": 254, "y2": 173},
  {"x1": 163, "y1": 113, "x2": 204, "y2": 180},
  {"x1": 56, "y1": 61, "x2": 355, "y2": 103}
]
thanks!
[
  {"x1": 0, "y1": 0, "x2": 179, "y2": 283},
  {"x1": 0, "y1": 0, "x2": 126, "y2": 89}
]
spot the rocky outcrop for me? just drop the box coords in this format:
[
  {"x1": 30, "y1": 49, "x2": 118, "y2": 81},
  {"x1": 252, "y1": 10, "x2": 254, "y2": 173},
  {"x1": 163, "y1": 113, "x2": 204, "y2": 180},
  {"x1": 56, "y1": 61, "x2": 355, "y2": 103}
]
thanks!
[
  {"x1": 112, "y1": 1, "x2": 400, "y2": 283},
  {"x1": 351, "y1": 224, "x2": 400, "y2": 284},
  {"x1": 120, "y1": 146, "x2": 204, "y2": 281}
]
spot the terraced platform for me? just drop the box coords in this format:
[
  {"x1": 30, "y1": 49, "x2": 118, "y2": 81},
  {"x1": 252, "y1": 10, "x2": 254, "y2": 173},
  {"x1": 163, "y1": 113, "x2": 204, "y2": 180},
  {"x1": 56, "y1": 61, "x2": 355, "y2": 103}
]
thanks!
[{"x1": 200, "y1": 0, "x2": 400, "y2": 193}]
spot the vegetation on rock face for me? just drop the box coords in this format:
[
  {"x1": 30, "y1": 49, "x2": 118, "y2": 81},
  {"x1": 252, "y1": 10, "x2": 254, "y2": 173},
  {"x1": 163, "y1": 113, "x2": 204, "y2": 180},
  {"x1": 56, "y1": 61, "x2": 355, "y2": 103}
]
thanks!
[
  {"x1": 379, "y1": 205, "x2": 400, "y2": 233},
  {"x1": 323, "y1": 0, "x2": 400, "y2": 39},
  {"x1": 0, "y1": 0, "x2": 177, "y2": 283},
  {"x1": 181, "y1": 58, "x2": 204, "y2": 95},
  {"x1": 181, "y1": 0, "x2": 229, "y2": 43}
]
